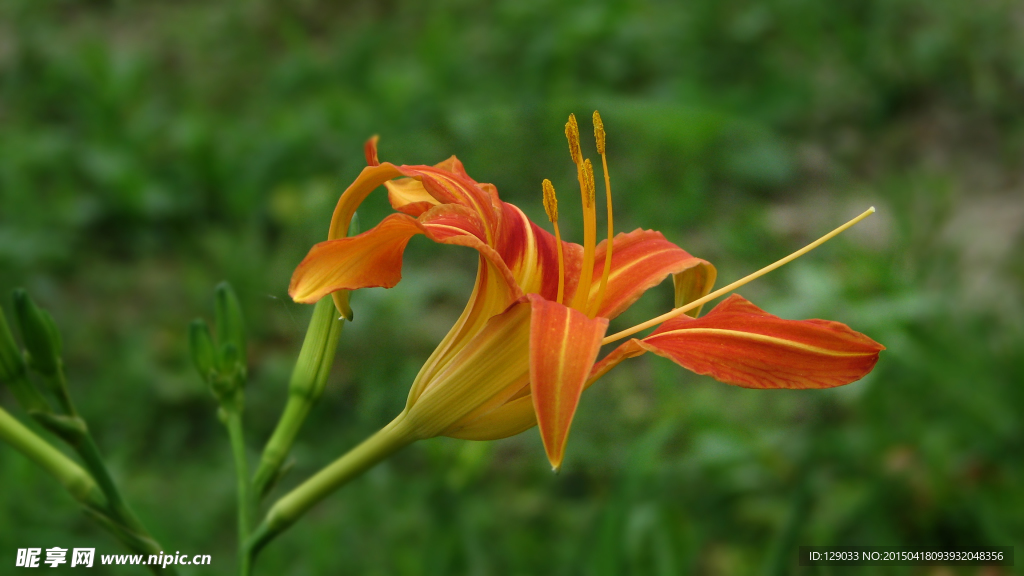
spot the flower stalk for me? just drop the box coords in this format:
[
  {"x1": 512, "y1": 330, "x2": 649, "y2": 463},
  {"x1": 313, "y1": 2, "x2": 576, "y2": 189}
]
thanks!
[
  {"x1": 2, "y1": 294, "x2": 173, "y2": 575},
  {"x1": 189, "y1": 282, "x2": 252, "y2": 576},
  {"x1": 252, "y1": 296, "x2": 345, "y2": 499},
  {"x1": 0, "y1": 404, "x2": 106, "y2": 510},
  {"x1": 247, "y1": 413, "x2": 417, "y2": 560}
]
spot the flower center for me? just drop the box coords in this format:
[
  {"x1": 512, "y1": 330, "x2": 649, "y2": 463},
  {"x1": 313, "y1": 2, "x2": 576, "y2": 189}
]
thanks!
[{"x1": 543, "y1": 112, "x2": 617, "y2": 317}]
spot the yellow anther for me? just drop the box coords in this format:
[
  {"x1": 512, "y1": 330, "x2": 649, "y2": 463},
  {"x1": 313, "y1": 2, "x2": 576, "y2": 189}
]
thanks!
[
  {"x1": 593, "y1": 111, "x2": 606, "y2": 155},
  {"x1": 565, "y1": 114, "x2": 582, "y2": 166},
  {"x1": 582, "y1": 158, "x2": 596, "y2": 208},
  {"x1": 542, "y1": 179, "x2": 566, "y2": 304},
  {"x1": 542, "y1": 179, "x2": 559, "y2": 223}
]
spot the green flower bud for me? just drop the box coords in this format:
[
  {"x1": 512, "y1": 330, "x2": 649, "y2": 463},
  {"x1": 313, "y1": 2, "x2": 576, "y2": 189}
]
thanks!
[
  {"x1": 0, "y1": 307, "x2": 26, "y2": 382},
  {"x1": 214, "y1": 282, "x2": 246, "y2": 377},
  {"x1": 188, "y1": 318, "x2": 217, "y2": 382},
  {"x1": 12, "y1": 289, "x2": 62, "y2": 377}
]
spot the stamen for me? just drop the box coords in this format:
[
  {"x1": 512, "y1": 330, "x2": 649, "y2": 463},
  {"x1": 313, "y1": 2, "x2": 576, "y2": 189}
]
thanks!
[
  {"x1": 565, "y1": 114, "x2": 582, "y2": 166},
  {"x1": 582, "y1": 158, "x2": 596, "y2": 208},
  {"x1": 602, "y1": 207, "x2": 878, "y2": 345},
  {"x1": 571, "y1": 159, "x2": 598, "y2": 313},
  {"x1": 542, "y1": 179, "x2": 566, "y2": 304},
  {"x1": 591, "y1": 111, "x2": 614, "y2": 317},
  {"x1": 593, "y1": 111, "x2": 606, "y2": 155}
]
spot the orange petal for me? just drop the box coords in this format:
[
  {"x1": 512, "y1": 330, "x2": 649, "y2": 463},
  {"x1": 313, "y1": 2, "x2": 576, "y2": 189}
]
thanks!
[
  {"x1": 528, "y1": 294, "x2": 608, "y2": 471},
  {"x1": 581, "y1": 229, "x2": 715, "y2": 320},
  {"x1": 496, "y1": 202, "x2": 584, "y2": 302},
  {"x1": 289, "y1": 213, "x2": 422, "y2": 303},
  {"x1": 400, "y1": 164, "x2": 503, "y2": 236},
  {"x1": 364, "y1": 136, "x2": 381, "y2": 166},
  {"x1": 327, "y1": 163, "x2": 404, "y2": 241},
  {"x1": 641, "y1": 294, "x2": 885, "y2": 389}
]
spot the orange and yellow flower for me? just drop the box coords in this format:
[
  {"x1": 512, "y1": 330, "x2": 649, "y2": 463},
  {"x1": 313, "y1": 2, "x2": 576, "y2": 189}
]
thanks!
[{"x1": 288, "y1": 113, "x2": 884, "y2": 471}]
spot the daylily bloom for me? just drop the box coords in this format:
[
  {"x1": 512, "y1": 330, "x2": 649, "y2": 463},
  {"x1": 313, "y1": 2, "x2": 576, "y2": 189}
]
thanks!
[{"x1": 289, "y1": 114, "x2": 884, "y2": 471}]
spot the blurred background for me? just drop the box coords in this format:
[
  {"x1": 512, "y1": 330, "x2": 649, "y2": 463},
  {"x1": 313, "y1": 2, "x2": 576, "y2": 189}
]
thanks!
[{"x1": 1, "y1": 0, "x2": 1022, "y2": 574}]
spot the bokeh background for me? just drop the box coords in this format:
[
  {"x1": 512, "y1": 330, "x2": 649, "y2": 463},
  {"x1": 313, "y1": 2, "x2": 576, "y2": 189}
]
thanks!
[{"x1": 2, "y1": 0, "x2": 1023, "y2": 574}]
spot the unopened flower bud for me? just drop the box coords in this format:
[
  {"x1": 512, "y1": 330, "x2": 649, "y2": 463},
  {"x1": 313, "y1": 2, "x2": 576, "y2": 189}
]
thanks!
[
  {"x1": 214, "y1": 282, "x2": 247, "y2": 377},
  {"x1": 12, "y1": 289, "x2": 62, "y2": 377},
  {"x1": 188, "y1": 318, "x2": 217, "y2": 382},
  {"x1": 0, "y1": 307, "x2": 27, "y2": 383}
]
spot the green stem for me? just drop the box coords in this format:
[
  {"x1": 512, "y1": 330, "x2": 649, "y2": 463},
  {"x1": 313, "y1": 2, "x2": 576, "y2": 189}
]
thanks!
[
  {"x1": 224, "y1": 406, "x2": 252, "y2": 576},
  {"x1": 0, "y1": 404, "x2": 106, "y2": 509},
  {"x1": 28, "y1": 368, "x2": 175, "y2": 574},
  {"x1": 246, "y1": 412, "x2": 417, "y2": 561},
  {"x1": 253, "y1": 298, "x2": 344, "y2": 499},
  {"x1": 46, "y1": 366, "x2": 78, "y2": 417}
]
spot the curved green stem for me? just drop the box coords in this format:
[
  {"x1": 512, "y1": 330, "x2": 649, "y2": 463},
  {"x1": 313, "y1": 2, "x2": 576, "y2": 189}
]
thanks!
[
  {"x1": 247, "y1": 413, "x2": 417, "y2": 562},
  {"x1": 27, "y1": 369, "x2": 176, "y2": 574},
  {"x1": 253, "y1": 298, "x2": 344, "y2": 499},
  {"x1": 0, "y1": 405, "x2": 106, "y2": 509}
]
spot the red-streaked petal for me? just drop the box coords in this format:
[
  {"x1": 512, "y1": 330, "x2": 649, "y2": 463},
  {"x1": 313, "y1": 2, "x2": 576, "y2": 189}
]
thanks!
[
  {"x1": 400, "y1": 164, "x2": 503, "y2": 236},
  {"x1": 579, "y1": 229, "x2": 715, "y2": 320},
  {"x1": 291, "y1": 202, "x2": 517, "y2": 305},
  {"x1": 289, "y1": 213, "x2": 422, "y2": 303},
  {"x1": 496, "y1": 202, "x2": 584, "y2": 303},
  {"x1": 364, "y1": 136, "x2": 381, "y2": 166},
  {"x1": 528, "y1": 294, "x2": 608, "y2": 470},
  {"x1": 383, "y1": 157, "x2": 467, "y2": 216},
  {"x1": 418, "y1": 203, "x2": 488, "y2": 244},
  {"x1": 642, "y1": 294, "x2": 885, "y2": 389}
]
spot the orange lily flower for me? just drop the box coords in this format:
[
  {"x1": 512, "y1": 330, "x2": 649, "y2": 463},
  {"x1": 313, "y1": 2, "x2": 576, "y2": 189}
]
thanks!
[{"x1": 289, "y1": 114, "x2": 883, "y2": 471}]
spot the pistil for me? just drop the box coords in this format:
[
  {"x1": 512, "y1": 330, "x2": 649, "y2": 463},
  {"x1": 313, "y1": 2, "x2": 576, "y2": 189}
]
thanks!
[
  {"x1": 571, "y1": 159, "x2": 598, "y2": 314},
  {"x1": 564, "y1": 114, "x2": 599, "y2": 313},
  {"x1": 602, "y1": 207, "x2": 877, "y2": 345}
]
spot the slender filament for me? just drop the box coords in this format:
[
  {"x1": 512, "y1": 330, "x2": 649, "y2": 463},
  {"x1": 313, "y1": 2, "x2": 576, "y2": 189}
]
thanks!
[
  {"x1": 602, "y1": 207, "x2": 877, "y2": 345},
  {"x1": 553, "y1": 225, "x2": 565, "y2": 304},
  {"x1": 591, "y1": 111, "x2": 614, "y2": 317},
  {"x1": 542, "y1": 179, "x2": 566, "y2": 304}
]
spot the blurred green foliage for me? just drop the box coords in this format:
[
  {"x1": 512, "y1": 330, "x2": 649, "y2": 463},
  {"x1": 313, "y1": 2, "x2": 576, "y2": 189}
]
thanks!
[{"x1": 1, "y1": 0, "x2": 1023, "y2": 574}]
